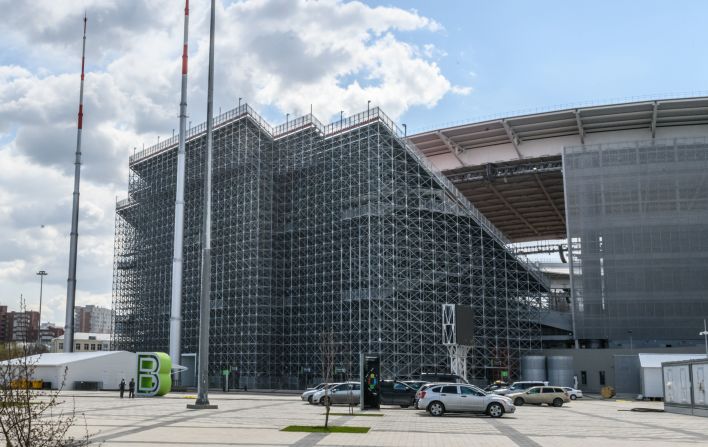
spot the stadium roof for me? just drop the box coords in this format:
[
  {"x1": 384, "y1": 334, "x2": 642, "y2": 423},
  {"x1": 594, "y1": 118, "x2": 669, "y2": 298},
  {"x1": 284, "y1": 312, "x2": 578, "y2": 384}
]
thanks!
[
  {"x1": 411, "y1": 97, "x2": 708, "y2": 157},
  {"x1": 410, "y1": 97, "x2": 708, "y2": 241}
]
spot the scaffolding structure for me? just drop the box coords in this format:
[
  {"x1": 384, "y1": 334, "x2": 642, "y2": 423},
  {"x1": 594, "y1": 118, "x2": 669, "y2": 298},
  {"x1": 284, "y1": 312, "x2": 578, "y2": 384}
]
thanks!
[{"x1": 112, "y1": 105, "x2": 548, "y2": 388}]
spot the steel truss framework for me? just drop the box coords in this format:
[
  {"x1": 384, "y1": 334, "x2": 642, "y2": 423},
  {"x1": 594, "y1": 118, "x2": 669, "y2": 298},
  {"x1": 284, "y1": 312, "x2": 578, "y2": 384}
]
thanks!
[{"x1": 112, "y1": 105, "x2": 548, "y2": 388}]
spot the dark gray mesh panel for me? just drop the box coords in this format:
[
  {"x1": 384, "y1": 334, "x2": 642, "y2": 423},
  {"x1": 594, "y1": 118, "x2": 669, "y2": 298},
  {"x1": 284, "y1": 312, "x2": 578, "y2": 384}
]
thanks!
[{"x1": 564, "y1": 138, "x2": 708, "y2": 347}]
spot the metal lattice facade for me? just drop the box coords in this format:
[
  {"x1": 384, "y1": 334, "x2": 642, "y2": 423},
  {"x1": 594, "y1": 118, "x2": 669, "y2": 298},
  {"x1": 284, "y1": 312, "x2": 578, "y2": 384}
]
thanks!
[{"x1": 112, "y1": 105, "x2": 547, "y2": 388}]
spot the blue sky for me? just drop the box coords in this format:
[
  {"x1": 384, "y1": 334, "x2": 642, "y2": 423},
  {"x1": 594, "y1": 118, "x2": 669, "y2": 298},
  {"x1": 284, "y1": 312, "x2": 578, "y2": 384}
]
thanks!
[{"x1": 380, "y1": 0, "x2": 708, "y2": 132}]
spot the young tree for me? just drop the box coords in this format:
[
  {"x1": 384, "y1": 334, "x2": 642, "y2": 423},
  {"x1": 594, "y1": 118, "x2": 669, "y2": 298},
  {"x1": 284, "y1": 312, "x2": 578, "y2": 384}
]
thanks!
[
  {"x1": 319, "y1": 330, "x2": 336, "y2": 428},
  {"x1": 0, "y1": 296, "x2": 91, "y2": 446}
]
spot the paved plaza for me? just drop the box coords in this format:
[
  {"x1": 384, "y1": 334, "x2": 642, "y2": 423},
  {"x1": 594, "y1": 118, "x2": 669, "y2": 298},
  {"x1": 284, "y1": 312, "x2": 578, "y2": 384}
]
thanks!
[{"x1": 59, "y1": 392, "x2": 707, "y2": 446}]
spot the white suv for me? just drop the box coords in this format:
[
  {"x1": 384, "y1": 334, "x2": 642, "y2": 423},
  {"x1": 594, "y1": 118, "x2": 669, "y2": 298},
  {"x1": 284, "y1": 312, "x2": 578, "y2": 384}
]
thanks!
[{"x1": 417, "y1": 383, "x2": 515, "y2": 418}]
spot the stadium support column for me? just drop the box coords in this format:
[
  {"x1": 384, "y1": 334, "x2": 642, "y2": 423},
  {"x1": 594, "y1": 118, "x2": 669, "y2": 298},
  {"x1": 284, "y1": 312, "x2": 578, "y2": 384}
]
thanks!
[
  {"x1": 189, "y1": 0, "x2": 217, "y2": 410},
  {"x1": 65, "y1": 14, "x2": 87, "y2": 353},
  {"x1": 170, "y1": 0, "x2": 190, "y2": 380},
  {"x1": 561, "y1": 147, "x2": 580, "y2": 349}
]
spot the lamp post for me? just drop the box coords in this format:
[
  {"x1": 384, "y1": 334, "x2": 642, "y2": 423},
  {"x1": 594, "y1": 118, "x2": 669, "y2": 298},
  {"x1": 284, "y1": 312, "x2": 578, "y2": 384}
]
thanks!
[
  {"x1": 188, "y1": 0, "x2": 218, "y2": 410},
  {"x1": 36, "y1": 270, "x2": 47, "y2": 342},
  {"x1": 700, "y1": 319, "x2": 708, "y2": 356}
]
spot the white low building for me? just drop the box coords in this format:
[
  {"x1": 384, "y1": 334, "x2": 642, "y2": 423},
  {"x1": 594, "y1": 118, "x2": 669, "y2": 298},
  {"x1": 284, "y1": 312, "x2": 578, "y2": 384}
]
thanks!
[
  {"x1": 639, "y1": 353, "x2": 707, "y2": 399},
  {"x1": 4, "y1": 351, "x2": 137, "y2": 390}
]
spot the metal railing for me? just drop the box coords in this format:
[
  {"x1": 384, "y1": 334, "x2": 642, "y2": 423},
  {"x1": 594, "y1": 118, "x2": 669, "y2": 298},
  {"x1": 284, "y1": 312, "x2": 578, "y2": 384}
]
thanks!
[
  {"x1": 130, "y1": 104, "x2": 274, "y2": 165},
  {"x1": 116, "y1": 196, "x2": 136, "y2": 210}
]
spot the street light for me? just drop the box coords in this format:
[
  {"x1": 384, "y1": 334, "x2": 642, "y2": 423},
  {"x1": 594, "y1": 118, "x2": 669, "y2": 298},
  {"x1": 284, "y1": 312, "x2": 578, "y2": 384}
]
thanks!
[
  {"x1": 36, "y1": 270, "x2": 47, "y2": 342},
  {"x1": 700, "y1": 319, "x2": 708, "y2": 356}
]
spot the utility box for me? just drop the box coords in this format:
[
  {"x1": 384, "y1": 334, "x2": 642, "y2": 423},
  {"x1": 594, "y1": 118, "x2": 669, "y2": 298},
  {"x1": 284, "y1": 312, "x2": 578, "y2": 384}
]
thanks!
[{"x1": 662, "y1": 359, "x2": 708, "y2": 417}]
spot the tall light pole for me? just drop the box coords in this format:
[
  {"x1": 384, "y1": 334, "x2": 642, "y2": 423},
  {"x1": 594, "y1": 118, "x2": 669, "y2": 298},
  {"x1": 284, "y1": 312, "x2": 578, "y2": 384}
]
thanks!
[
  {"x1": 37, "y1": 271, "x2": 47, "y2": 342},
  {"x1": 65, "y1": 14, "x2": 87, "y2": 353},
  {"x1": 700, "y1": 319, "x2": 708, "y2": 356},
  {"x1": 188, "y1": 0, "x2": 218, "y2": 410}
]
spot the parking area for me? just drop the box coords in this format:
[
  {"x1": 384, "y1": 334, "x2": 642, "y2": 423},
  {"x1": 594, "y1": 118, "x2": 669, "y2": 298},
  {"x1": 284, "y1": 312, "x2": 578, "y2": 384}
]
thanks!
[{"x1": 61, "y1": 391, "x2": 708, "y2": 446}]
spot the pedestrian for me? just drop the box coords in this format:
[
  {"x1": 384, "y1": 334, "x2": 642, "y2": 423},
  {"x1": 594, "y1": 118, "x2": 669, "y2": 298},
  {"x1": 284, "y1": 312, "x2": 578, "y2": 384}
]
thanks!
[
  {"x1": 573, "y1": 375, "x2": 579, "y2": 390},
  {"x1": 119, "y1": 378, "x2": 126, "y2": 399},
  {"x1": 128, "y1": 378, "x2": 135, "y2": 398}
]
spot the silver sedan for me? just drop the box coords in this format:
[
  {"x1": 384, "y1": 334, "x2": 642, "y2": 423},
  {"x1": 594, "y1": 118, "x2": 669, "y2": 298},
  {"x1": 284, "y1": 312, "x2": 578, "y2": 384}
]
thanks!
[
  {"x1": 417, "y1": 383, "x2": 515, "y2": 418},
  {"x1": 311, "y1": 382, "x2": 360, "y2": 405}
]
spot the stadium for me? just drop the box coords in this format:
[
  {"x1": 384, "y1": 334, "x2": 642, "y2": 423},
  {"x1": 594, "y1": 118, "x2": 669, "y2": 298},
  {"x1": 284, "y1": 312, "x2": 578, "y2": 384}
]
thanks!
[{"x1": 112, "y1": 96, "x2": 708, "y2": 389}]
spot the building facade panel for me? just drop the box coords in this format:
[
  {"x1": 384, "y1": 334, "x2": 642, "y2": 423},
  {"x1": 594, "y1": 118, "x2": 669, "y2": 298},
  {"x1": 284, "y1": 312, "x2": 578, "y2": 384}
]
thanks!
[{"x1": 565, "y1": 138, "x2": 708, "y2": 347}]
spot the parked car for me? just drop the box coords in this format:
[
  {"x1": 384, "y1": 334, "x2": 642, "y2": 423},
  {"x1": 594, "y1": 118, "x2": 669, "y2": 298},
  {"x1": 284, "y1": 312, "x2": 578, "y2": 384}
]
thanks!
[
  {"x1": 417, "y1": 383, "x2": 515, "y2": 418},
  {"x1": 493, "y1": 381, "x2": 548, "y2": 395},
  {"x1": 311, "y1": 382, "x2": 360, "y2": 406},
  {"x1": 507, "y1": 386, "x2": 570, "y2": 407},
  {"x1": 309, "y1": 383, "x2": 341, "y2": 405},
  {"x1": 300, "y1": 383, "x2": 325, "y2": 403},
  {"x1": 414, "y1": 383, "x2": 436, "y2": 409},
  {"x1": 562, "y1": 387, "x2": 583, "y2": 400},
  {"x1": 380, "y1": 380, "x2": 417, "y2": 407},
  {"x1": 483, "y1": 381, "x2": 509, "y2": 392}
]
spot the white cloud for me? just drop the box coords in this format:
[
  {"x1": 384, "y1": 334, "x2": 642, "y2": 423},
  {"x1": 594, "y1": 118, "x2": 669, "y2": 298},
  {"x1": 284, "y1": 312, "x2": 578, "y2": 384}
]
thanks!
[{"x1": 0, "y1": 0, "x2": 469, "y2": 325}]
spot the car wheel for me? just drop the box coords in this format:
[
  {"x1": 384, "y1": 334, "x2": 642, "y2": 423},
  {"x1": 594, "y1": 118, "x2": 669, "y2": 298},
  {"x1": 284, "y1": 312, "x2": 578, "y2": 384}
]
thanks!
[
  {"x1": 487, "y1": 403, "x2": 504, "y2": 418},
  {"x1": 570, "y1": 395, "x2": 577, "y2": 400},
  {"x1": 513, "y1": 397, "x2": 525, "y2": 406},
  {"x1": 428, "y1": 401, "x2": 445, "y2": 417},
  {"x1": 308, "y1": 395, "x2": 313, "y2": 403},
  {"x1": 552, "y1": 398, "x2": 564, "y2": 407}
]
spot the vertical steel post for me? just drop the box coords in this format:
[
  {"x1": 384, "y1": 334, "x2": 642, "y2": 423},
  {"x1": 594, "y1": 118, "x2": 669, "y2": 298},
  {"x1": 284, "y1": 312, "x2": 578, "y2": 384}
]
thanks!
[
  {"x1": 64, "y1": 15, "x2": 87, "y2": 353},
  {"x1": 169, "y1": 0, "x2": 190, "y2": 381},
  {"x1": 190, "y1": 0, "x2": 217, "y2": 409},
  {"x1": 37, "y1": 270, "x2": 47, "y2": 342}
]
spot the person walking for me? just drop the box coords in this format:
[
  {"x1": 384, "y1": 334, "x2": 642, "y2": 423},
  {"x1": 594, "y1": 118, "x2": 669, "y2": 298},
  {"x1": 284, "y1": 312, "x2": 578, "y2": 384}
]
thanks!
[
  {"x1": 119, "y1": 379, "x2": 126, "y2": 398},
  {"x1": 128, "y1": 378, "x2": 135, "y2": 398}
]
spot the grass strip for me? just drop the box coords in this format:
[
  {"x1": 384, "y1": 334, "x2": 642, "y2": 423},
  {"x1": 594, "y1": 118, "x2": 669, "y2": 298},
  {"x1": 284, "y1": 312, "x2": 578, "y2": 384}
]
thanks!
[
  {"x1": 281, "y1": 425, "x2": 370, "y2": 433},
  {"x1": 323, "y1": 412, "x2": 383, "y2": 417}
]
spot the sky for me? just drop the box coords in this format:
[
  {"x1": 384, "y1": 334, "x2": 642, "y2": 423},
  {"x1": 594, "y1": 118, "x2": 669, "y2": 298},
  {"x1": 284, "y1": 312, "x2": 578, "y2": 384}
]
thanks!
[{"x1": 1, "y1": 0, "x2": 706, "y2": 326}]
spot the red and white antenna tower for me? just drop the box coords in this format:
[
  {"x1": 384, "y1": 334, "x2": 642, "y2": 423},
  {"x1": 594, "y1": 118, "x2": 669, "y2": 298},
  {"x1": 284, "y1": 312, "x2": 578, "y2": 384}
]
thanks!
[{"x1": 170, "y1": 0, "x2": 190, "y2": 376}]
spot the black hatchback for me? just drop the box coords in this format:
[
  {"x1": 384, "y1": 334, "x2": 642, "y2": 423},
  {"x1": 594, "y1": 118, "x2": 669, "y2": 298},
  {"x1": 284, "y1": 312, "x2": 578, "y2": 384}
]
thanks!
[{"x1": 380, "y1": 380, "x2": 417, "y2": 408}]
